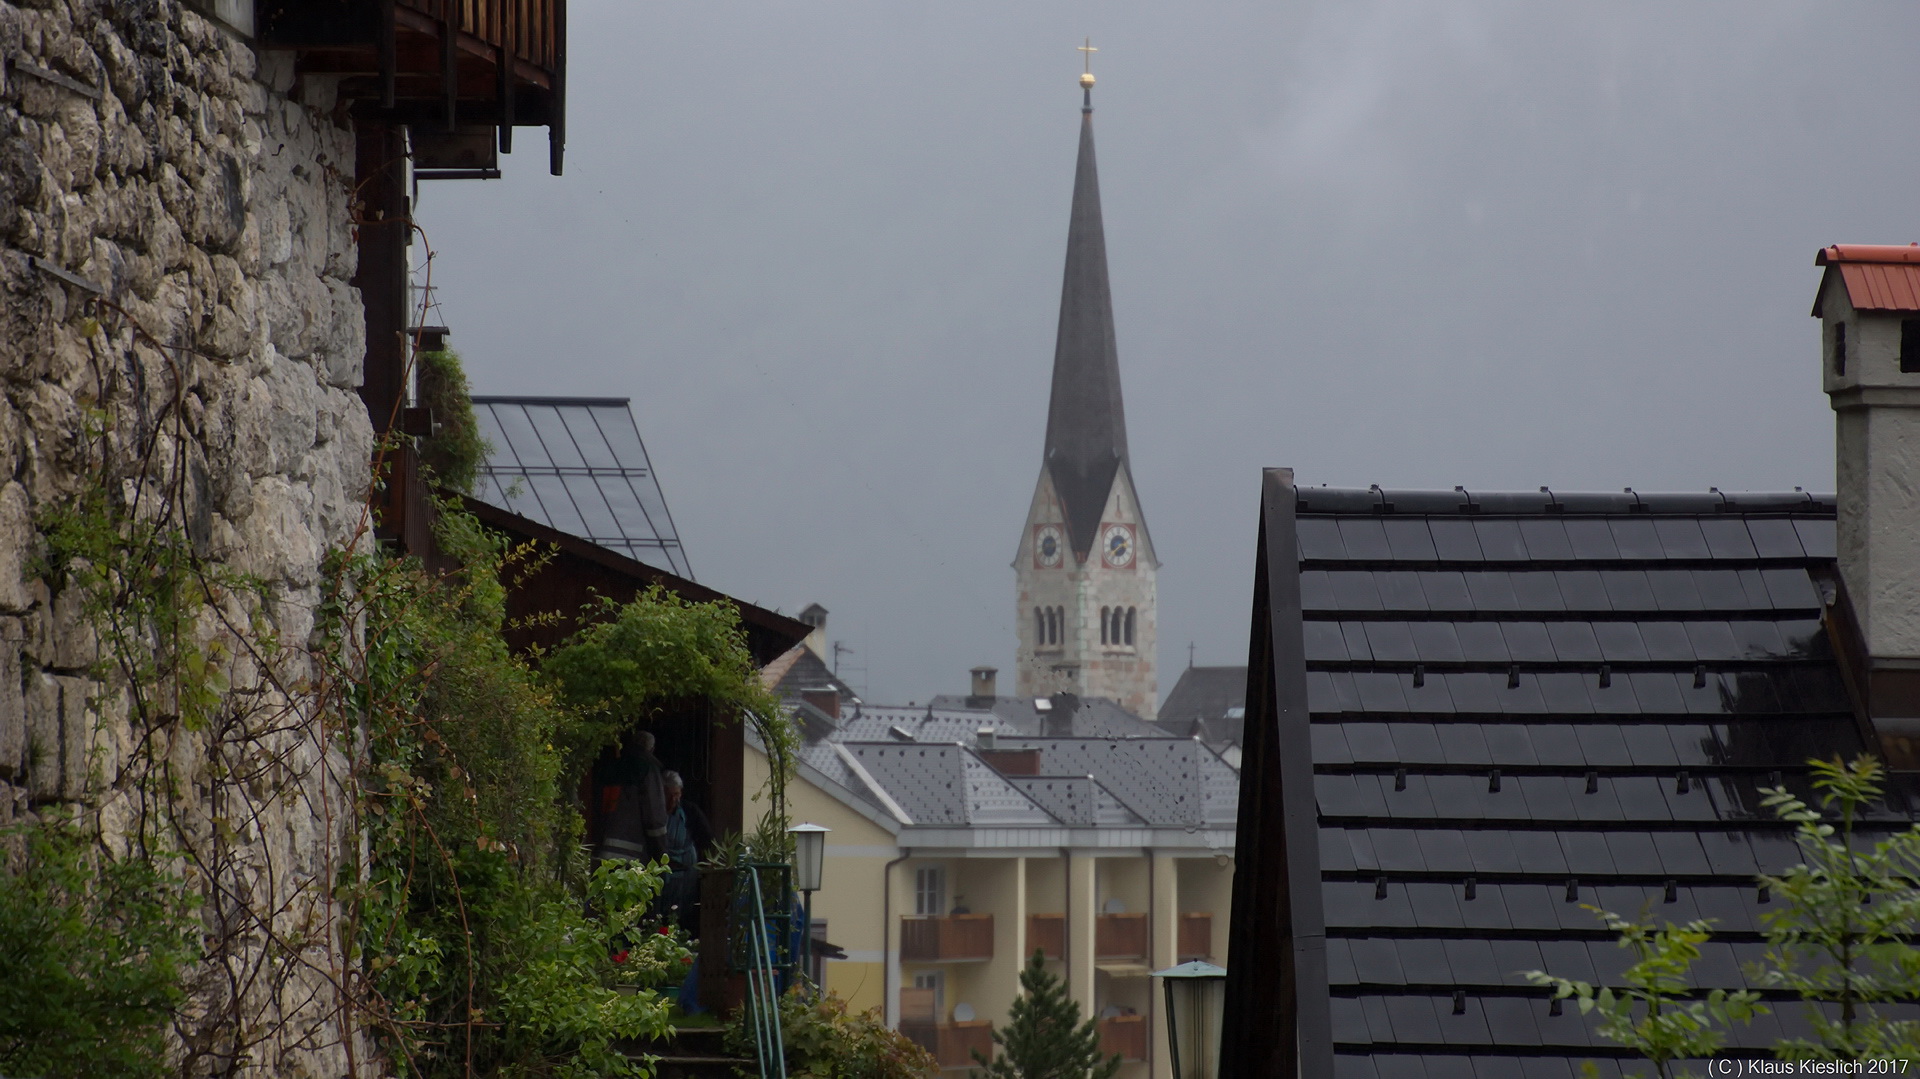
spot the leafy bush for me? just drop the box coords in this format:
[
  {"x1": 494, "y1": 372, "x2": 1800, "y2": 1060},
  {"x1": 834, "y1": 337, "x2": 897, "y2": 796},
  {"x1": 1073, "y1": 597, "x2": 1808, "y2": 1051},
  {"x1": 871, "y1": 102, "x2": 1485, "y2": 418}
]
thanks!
[
  {"x1": 415, "y1": 348, "x2": 490, "y2": 493},
  {"x1": 727, "y1": 989, "x2": 934, "y2": 1079}
]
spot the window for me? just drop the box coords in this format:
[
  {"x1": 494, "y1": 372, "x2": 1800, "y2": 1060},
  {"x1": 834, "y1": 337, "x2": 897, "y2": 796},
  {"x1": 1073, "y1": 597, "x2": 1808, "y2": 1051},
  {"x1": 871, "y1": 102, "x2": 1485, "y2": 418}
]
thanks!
[
  {"x1": 1034, "y1": 607, "x2": 1044, "y2": 644},
  {"x1": 1904, "y1": 319, "x2": 1920, "y2": 373},
  {"x1": 1125, "y1": 607, "x2": 1136, "y2": 646},
  {"x1": 1044, "y1": 607, "x2": 1057, "y2": 647},
  {"x1": 915, "y1": 866, "x2": 946, "y2": 916},
  {"x1": 1100, "y1": 606, "x2": 1110, "y2": 644},
  {"x1": 1833, "y1": 321, "x2": 1847, "y2": 376}
]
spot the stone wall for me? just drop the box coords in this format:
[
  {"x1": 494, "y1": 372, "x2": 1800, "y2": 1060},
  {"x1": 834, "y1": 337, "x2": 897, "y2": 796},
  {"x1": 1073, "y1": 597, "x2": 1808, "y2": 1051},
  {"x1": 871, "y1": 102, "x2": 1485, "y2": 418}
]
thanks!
[{"x1": 0, "y1": 0, "x2": 373, "y2": 1073}]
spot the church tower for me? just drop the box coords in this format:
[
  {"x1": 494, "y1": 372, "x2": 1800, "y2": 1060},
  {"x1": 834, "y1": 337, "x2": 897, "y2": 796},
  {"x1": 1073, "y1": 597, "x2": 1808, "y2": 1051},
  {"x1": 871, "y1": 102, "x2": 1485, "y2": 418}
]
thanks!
[{"x1": 1013, "y1": 66, "x2": 1158, "y2": 718}]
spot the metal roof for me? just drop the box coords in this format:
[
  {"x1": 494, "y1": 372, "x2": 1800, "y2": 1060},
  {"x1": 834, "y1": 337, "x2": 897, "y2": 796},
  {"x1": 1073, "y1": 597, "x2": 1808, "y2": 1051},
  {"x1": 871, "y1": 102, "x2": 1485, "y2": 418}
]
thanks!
[
  {"x1": 1812, "y1": 243, "x2": 1920, "y2": 316},
  {"x1": 470, "y1": 396, "x2": 692, "y2": 578},
  {"x1": 1226, "y1": 478, "x2": 1917, "y2": 1077}
]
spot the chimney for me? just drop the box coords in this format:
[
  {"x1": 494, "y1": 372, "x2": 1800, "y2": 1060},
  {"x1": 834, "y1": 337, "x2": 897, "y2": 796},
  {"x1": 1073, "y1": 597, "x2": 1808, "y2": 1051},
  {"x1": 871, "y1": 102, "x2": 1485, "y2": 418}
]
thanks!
[
  {"x1": 798, "y1": 603, "x2": 828, "y2": 660},
  {"x1": 1815, "y1": 244, "x2": 1920, "y2": 751},
  {"x1": 799, "y1": 687, "x2": 840, "y2": 721},
  {"x1": 976, "y1": 727, "x2": 997, "y2": 750},
  {"x1": 967, "y1": 666, "x2": 997, "y2": 708}
]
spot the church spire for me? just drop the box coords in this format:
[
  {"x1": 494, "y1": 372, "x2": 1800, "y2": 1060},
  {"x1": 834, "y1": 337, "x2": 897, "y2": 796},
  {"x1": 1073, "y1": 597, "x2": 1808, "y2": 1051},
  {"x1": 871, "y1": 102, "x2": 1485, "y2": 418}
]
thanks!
[{"x1": 1043, "y1": 62, "x2": 1130, "y2": 559}]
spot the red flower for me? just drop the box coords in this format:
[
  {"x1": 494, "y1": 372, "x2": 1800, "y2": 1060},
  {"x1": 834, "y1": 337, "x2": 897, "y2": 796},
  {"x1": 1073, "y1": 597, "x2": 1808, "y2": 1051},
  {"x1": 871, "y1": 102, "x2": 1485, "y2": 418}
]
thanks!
[
  {"x1": 657, "y1": 926, "x2": 672, "y2": 936},
  {"x1": 682, "y1": 956, "x2": 694, "y2": 965},
  {"x1": 612, "y1": 950, "x2": 629, "y2": 964}
]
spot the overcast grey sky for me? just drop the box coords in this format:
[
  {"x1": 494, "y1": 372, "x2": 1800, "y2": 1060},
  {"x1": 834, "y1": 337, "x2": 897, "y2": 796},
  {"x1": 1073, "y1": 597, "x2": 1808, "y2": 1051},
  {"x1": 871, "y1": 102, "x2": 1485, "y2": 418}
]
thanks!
[{"x1": 417, "y1": 1, "x2": 1920, "y2": 706}]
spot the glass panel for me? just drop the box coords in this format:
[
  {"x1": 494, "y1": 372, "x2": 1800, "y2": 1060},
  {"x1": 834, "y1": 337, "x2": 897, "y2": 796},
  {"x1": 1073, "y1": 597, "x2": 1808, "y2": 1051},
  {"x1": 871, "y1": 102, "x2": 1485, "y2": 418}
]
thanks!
[
  {"x1": 1341, "y1": 623, "x2": 1374, "y2": 661},
  {"x1": 1731, "y1": 621, "x2": 1786, "y2": 658},
  {"x1": 1464, "y1": 572, "x2": 1520, "y2": 610},
  {"x1": 523, "y1": 404, "x2": 591, "y2": 468},
  {"x1": 1298, "y1": 518, "x2": 1348, "y2": 560},
  {"x1": 1536, "y1": 673, "x2": 1592, "y2": 713},
  {"x1": 1518, "y1": 519, "x2": 1575, "y2": 560},
  {"x1": 1344, "y1": 722, "x2": 1397, "y2": 762},
  {"x1": 1455, "y1": 623, "x2": 1510, "y2": 661},
  {"x1": 1349, "y1": 937, "x2": 1406, "y2": 984},
  {"x1": 1510, "y1": 571, "x2": 1565, "y2": 611},
  {"x1": 1646, "y1": 569, "x2": 1704, "y2": 610},
  {"x1": 1320, "y1": 829, "x2": 1357, "y2": 872},
  {"x1": 1306, "y1": 621, "x2": 1350, "y2": 661},
  {"x1": 1747, "y1": 518, "x2": 1806, "y2": 558},
  {"x1": 1546, "y1": 622, "x2": 1603, "y2": 661},
  {"x1": 1560, "y1": 832, "x2": 1615, "y2": 874},
  {"x1": 560, "y1": 406, "x2": 624, "y2": 469},
  {"x1": 1437, "y1": 723, "x2": 1490, "y2": 765},
  {"x1": 1377, "y1": 570, "x2": 1428, "y2": 610},
  {"x1": 562, "y1": 473, "x2": 623, "y2": 539},
  {"x1": 1685, "y1": 622, "x2": 1741, "y2": 661},
  {"x1": 1465, "y1": 830, "x2": 1522, "y2": 872},
  {"x1": 1429, "y1": 518, "x2": 1485, "y2": 561},
  {"x1": 1563, "y1": 518, "x2": 1620, "y2": 559},
  {"x1": 1410, "y1": 622, "x2": 1465, "y2": 662},
  {"x1": 1608, "y1": 519, "x2": 1664, "y2": 559},
  {"x1": 1574, "y1": 724, "x2": 1632, "y2": 765},
  {"x1": 1372, "y1": 829, "x2": 1426, "y2": 871},
  {"x1": 1761, "y1": 568, "x2": 1820, "y2": 609},
  {"x1": 1700, "y1": 518, "x2": 1759, "y2": 559},
  {"x1": 1366, "y1": 622, "x2": 1421, "y2": 662},
  {"x1": 1390, "y1": 722, "x2": 1445, "y2": 763},
  {"x1": 1331, "y1": 572, "x2": 1385, "y2": 611},
  {"x1": 1600, "y1": 570, "x2": 1657, "y2": 610},
  {"x1": 1357, "y1": 673, "x2": 1411, "y2": 712},
  {"x1": 1338, "y1": 519, "x2": 1394, "y2": 560},
  {"x1": 1593, "y1": 622, "x2": 1649, "y2": 661},
  {"x1": 1383, "y1": 518, "x2": 1439, "y2": 560},
  {"x1": 1650, "y1": 518, "x2": 1711, "y2": 558},
  {"x1": 1528, "y1": 726, "x2": 1585, "y2": 766},
  {"x1": 1639, "y1": 622, "x2": 1695, "y2": 661},
  {"x1": 1621, "y1": 719, "x2": 1680, "y2": 764},
  {"x1": 1513, "y1": 830, "x2": 1568, "y2": 873},
  {"x1": 1502, "y1": 622, "x2": 1556, "y2": 662},
  {"x1": 1482, "y1": 724, "x2": 1538, "y2": 765},
  {"x1": 1474, "y1": 519, "x2": 1528, "y2": 560},
  {"x1": 1554, "y1": 569, "x2": 1612, "y2": 611},
  {"x1": 525, "y1": 472, "x2": 584, "y2": 534},
  {"x1": 1692, "y1": 568, "x2": 1749, "y2": 609},
  {"x1": 1795, "y1": 518, "x2": 1837, "y2": 559},
  {"x1": 1652, "y1": 832, "x2": 1710, "y2": 874},
  {"x1": 1420, "y1": 571, "x2": 1474, "y2": 610},
  {"x1": 1444, "y1": 673, "x2": 1500, "y2": 713},
  {"x1": 1301, "y1": 570, "x2": 1337, "y2": 610}
]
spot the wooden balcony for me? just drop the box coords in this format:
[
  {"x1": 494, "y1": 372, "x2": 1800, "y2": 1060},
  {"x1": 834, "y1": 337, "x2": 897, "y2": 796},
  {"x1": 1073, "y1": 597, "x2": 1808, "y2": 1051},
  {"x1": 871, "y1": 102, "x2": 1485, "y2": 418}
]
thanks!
[
  {"x1": 1178, "y1": 912, "x2": 1213, "y2": 961},
  {"x1": 1097, "y1": 1015, "x2": 1148, "y2": 1062},
  {"x1": 256, "y1": 0, "x2": 568, "y2": 174},
  {"x1": 901, "y1": 1019, "x2": 995, "y2": 1070},
  {"x1": 900, "y1": 914, "x2": 993, "y2": 962},
  {"x1": 1094, "y1": 913, "x2": 1147, "y2": 960},
  {"x1": 1026, "y1": 913, "x2": 1064, "y2": 960}
]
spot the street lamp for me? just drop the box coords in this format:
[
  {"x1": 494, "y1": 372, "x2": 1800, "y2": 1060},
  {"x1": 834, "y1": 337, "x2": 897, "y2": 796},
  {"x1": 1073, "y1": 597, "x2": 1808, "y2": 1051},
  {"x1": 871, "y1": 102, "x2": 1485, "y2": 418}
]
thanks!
[
  {"x1": 789, "y1": 823, "x2": 829, "y2": 987},
  {"x1": 1152, "y1": 960, "x2": 1226, "y2": 1079}
]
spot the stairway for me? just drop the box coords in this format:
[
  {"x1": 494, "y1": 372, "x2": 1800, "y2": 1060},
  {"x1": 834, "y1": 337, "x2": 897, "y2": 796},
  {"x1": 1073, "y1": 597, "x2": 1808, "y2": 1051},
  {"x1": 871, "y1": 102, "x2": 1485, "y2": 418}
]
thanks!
[{"x1": 632, "y1": 1025, "x2": 751, "y2": 1079}]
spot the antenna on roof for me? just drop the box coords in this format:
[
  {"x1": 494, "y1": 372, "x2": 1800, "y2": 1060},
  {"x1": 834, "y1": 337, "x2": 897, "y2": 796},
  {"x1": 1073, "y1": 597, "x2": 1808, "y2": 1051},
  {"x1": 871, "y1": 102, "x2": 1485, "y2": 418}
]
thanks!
[{"x1": 1188, "y1": 641, "x2": 1195, "y2": 669}]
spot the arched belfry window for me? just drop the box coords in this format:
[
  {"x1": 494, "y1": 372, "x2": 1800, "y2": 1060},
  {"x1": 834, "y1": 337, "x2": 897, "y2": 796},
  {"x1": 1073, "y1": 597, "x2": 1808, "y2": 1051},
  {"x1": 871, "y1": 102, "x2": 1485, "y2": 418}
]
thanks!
[
  {"x1": 1125, "y1": 607, "x2": 1136, "y2": 646},
  {"x1": 1099, "y1": 607, "x2": 1110, "y2": 644},
  {"x1": 1034, "y1": 607, "x2": 1045, "y2": 644}
]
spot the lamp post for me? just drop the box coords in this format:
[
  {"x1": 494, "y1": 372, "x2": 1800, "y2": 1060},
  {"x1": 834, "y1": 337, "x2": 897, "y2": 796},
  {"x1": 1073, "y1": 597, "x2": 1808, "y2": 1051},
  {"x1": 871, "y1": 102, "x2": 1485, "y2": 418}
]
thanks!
[
  {"x1": 789, "y1": 823, "x2": 829, "y2": 988},
  {"x1": 1152, "y1": 960, "x2": 1226, "y2": 1079}
]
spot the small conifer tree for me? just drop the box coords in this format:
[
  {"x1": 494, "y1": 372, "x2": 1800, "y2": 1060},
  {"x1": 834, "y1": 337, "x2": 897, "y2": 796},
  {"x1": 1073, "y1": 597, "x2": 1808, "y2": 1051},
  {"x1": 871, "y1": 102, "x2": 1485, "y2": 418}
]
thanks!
[{"x1": 974, "y1": 950, "x2": 1122, "y2": 1079}]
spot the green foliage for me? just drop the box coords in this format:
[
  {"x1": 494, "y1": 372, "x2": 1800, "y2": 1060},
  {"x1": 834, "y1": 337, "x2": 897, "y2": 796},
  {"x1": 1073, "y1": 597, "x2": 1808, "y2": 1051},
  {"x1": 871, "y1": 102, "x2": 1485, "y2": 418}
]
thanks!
[
  {"x1": 974, "y1": 951, "x2": 1120, "y2": 1079},
  {"x1": 1755, "y1": 756, "x2": 1920, "y2": 1061},
  {"x1": 415, "y1": 348, "x2": 490, "y2": 493},
  {"x1": 1527, "y1": 909, "x2": 1763, "y2": 1078},
  {"x1": 727, "y1": 989, "x2": 934, "y2": 1079},
  {"x1": 0, "y1": 817, "x2": 198, "y2": 1079},
  {"x1": 330, "y1": 508, "x2": 692, "y2": 1078}
]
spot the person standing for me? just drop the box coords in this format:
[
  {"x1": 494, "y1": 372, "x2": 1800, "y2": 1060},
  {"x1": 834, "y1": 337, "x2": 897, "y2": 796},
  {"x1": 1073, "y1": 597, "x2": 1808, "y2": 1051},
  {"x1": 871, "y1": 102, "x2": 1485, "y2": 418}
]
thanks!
[{"x1": 596, "y1": 730, "x2": 669, "y2": 864}]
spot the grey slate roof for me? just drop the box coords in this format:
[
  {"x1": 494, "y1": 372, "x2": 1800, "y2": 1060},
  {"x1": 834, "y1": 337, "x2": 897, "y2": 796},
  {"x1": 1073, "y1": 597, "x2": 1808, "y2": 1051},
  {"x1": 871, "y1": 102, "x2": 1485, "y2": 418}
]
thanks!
[
  {"x1": 1156, "y1": 665, "x2": 1247, "y2": 744},
  {"x1": 924, "y1": 694, "x2": 1164, "y2": 738},
  {"x1": 1227, "y1": 483, "x2": 1920, "y2": 1077},
  {"x1": 997, "y1": 736, "x2": 1232, "y2": 829},
  {"x1": 470, "y1": 396, "x2": 692, "y2": 578},
  {"x1": 1042, "y1": 99, "x2": 1134, "y2": 559},
  {"x1": 840, "y1": 743, "x2": 1055, "y2": 827}
]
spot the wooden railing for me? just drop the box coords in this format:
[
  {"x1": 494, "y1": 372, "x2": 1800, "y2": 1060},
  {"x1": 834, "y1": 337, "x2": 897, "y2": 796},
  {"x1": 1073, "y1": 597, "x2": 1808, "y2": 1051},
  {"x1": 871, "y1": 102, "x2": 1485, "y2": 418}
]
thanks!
[
  {"x1": 400, "y1": 0, "x2": 561, "y2": 72},
  {"x1": 1026, "y1": 914, "x2": 1065, "y2": 960},
  {"x1": 1094, "y1": 913, "x2": 1147, "y2": 960},
  {"x1": 900, "y1": 914, "x2": 993, "y2": 962},
  {"x1": 1178, "y1": 912, "x2": 1213, "y2": 961},
  {"x1": 1097, "y1": 1016, "x2": 1148, "y2": 1062},
  {"x1": 901, "y1": 1020, "x2": 995, "y2": 1070}
]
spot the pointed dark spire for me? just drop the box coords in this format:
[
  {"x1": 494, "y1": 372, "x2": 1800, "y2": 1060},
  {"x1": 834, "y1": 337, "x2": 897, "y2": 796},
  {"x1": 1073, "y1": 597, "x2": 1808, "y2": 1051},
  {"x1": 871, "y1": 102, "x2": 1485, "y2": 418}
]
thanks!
[{"x1": 1043, "y1": 84, "x2": 1130, "y2": 559}]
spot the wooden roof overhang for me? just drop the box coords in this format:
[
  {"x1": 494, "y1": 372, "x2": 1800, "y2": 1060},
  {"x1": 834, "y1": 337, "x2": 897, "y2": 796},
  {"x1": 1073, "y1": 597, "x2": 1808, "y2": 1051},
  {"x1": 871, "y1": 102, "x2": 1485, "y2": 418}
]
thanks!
[{"x1": 256, "y1": 0, "x2": 567, "y2": 175}]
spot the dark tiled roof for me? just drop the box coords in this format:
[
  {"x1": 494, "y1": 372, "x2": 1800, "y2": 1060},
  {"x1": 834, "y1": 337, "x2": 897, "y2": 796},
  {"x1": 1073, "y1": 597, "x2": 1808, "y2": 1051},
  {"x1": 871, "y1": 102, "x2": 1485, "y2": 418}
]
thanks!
[
  {"x1": 470, "y1": 396, "x2": 692, "y2": 578},
  {"x1": 1227, "y1": 481, "x2": 1918, "y2": 1076},
  {"x1": 772, "y1": 648, "x2": 858, "y2": 709},
  {"x1": 1157, "y1": 665, "x2": 1247, "y2": 744}
]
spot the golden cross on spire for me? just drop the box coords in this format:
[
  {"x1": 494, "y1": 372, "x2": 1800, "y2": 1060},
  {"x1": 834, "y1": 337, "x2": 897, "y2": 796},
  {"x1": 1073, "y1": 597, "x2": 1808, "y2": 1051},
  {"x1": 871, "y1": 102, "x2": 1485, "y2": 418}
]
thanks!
[{"x1": 1078, "y1": 38, "x2": 1098, "y2": 74}]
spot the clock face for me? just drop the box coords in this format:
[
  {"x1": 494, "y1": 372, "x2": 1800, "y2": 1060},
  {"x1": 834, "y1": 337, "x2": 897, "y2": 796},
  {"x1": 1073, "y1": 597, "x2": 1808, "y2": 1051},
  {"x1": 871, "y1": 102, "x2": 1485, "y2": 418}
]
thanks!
[
  {"x1": 1035, "y1": 525, "x2": 1063, "y2": 568},
  {"x1": 1102, "y1": 524, "x2": 1134, "y2": 568}
]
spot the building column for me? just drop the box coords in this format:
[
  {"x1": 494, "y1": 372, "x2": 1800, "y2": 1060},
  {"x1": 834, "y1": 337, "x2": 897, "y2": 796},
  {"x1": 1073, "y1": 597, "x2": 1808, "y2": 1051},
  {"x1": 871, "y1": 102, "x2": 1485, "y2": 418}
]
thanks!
[
  {"x1": 1067, "y1": 852, "x2": 1097, "y2": 1018},
  {"x1": 1149, "y1": 854, "x2": 1179, "y2": 1079}
]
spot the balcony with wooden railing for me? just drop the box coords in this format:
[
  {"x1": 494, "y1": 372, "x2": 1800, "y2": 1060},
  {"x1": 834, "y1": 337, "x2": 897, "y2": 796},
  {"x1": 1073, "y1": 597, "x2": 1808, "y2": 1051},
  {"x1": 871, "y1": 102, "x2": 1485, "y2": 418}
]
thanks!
[
  {"x1": 1097, "y1": 1015, "x2": 1147, "y2": 1062},
  {"x1": 899, "y1": 988, "x2": 994, "y2": 1070},
  {"x1": 900, "y1": 914, "x2": 993, "y2": 962},
  {"x1": 1026, "y1": 913, "x2": 1064, "y2": 960},
  {"x1": 1094, "y1": 913, "x2": 1147, "y2": 960},
  {"x1": 1178, "y1": 912, "x2": 1213, "y2": 961},
  {"x1": 256, "y1": 0, "x2": 568, "y2": 174}
]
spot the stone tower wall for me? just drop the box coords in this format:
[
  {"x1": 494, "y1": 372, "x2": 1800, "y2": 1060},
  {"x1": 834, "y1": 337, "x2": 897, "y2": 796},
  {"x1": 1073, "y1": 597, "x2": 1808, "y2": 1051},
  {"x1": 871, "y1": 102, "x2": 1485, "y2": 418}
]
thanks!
[{"x1": 0, "y1": 0, "x2": 374, "y2": 1073}]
